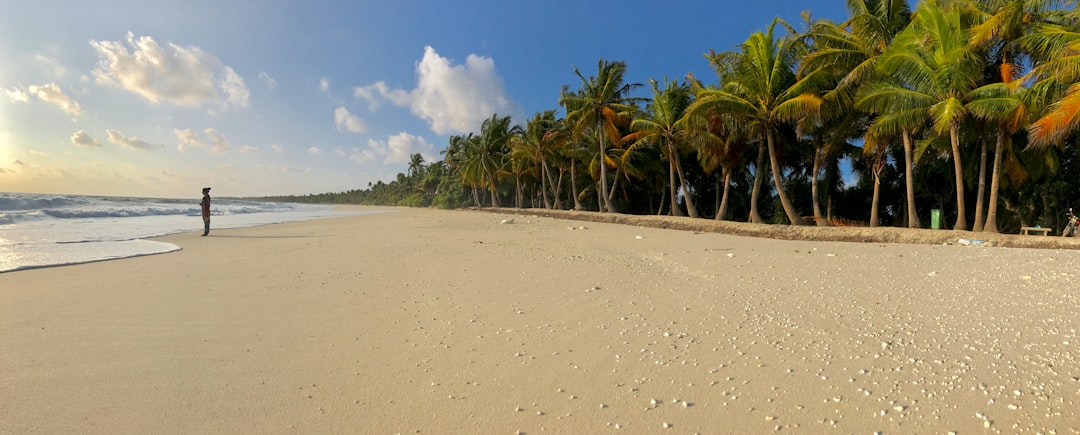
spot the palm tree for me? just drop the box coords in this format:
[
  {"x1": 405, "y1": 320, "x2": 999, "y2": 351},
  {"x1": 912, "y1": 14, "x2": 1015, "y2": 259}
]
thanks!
[
  {"x1": 1021, "y1": 6, "x2": 1080, "y2": 148},
  {"x1": 968, "y1": 76, "x2": 1044, "y2": 232},
  {"x1": 625, "y1": 78, "x2": 700, "y2": 218},
  {"x1": 693, "y1": 112, "x2": 754, "y2": 221},
  {"x1": 869, "y1": 1, "x2": 985, "y2": 230},
  {"x1": 461, "y1": 114, "x2": 521, "y2": 207},
  {"x1": 561, "y1": 59, "x2": 644, "y2": 213},
  {"x1": 802, "y1": 0, "x2": 917, "y2": 227},
  {"x1": 689, "y1": 18, "x2": 823, "y2": 225},
  {"x1": 510, "y1": 110, "x2": 564, "y2": 209}
]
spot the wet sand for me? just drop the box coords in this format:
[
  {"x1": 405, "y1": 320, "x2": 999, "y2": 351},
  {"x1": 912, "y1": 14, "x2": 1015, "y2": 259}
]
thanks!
[{"x1": 2, "y1": 206, "x2": 1078, "y2": 433}]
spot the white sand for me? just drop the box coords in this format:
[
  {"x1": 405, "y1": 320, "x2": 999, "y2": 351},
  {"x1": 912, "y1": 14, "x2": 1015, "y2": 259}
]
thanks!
[{"x1": 2, "y1": 206, "x2": 1078, "y2": 433}]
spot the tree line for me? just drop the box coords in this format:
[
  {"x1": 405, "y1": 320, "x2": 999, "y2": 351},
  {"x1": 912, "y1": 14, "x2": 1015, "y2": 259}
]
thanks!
[{"x1": 264, "y1": 0, "x2": 1080, "y2": 234}]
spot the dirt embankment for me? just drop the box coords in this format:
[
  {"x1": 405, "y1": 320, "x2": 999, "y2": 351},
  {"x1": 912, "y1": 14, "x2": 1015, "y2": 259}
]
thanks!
[{"x1": 483, "y1": 207, "x2": 1080, "y2": 250}]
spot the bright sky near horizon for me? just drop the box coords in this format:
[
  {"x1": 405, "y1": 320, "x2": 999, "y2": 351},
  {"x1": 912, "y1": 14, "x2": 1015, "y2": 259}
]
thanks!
[{"x1": 1, "y1": 0, "x2": 850, "y2": 199}]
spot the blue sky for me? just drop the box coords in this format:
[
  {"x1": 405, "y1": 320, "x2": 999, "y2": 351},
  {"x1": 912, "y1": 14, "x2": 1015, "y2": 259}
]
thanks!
[{"x1": 1, "y1": 0, "x2": 851, "y2": 198}]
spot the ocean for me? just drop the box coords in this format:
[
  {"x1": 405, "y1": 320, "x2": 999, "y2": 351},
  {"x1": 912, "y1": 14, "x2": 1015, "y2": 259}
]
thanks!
[{"x1": 0, "y1": 192, "x2": 378, "y2": 273}]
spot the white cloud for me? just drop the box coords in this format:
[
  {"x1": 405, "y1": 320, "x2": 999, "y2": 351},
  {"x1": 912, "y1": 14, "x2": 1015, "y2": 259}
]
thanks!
[
  {"x1": 89, "y1": 32, "x2": 249, "y2": 110},
  {"x1": 333, "y1": 147, "x2": 346, "y2": 157},
  {"x1": 203, "y1": 128, "x2": 230, "y2": 154},
  {"x1": 70, "y1": 130, "x2": 101, "y2": 147},
  {"x1": 319, "y1": 77, "x2": 330, "y2": 92},
  {"x1": 308, "y1": 146, "x2": 322, "y2": 156},
  {"x1": 239, "y1": 145, "x2": 259, "y2": 154},
  {"x1": 218, "y1": 67, "x2": 249, "y2": 108},
  {"x1": 271, "y1": 144, "x2": 284, "y2": 153},
  {"x1": 353, "y1": 81, "x2": 410, "y2": 111},
  {"x1": 5, "y1": 88, "x2": 29, "y2": 103},
  {"x1": 257, "y1": 71, "x2": 276, "y2": 89},
  {"x1": 334, "y1": 106, "x2": 366, "y2": 133},
  {"x1": 356, "y1": 46, "x2": 520, "y2": 135},
  {"x1": 6, "y1": 83, "x2": 82, "y2": 116},
  {"x1": 29, "y1": 84, "x2": 82, "y2": 116},
  {"x1": 173, "y1": 127, "x2": 231, "y2": 153},
  {"x1": 363, "y1": 132, "x2": 435, "y2": 164},
  {"x1": 107, "y1": 129, "x2": 158, "y2": 151},
  {"x1": 174, "y1": 128, "x2": 205, "y2": 152}
]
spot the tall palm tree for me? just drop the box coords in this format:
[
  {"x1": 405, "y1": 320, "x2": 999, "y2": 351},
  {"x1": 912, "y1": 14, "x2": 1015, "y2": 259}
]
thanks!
[
  {"x1": 968, "y1": 77, "x2": 1042, "y2": 232},
  {"x1": 692, "y1": 111, "x2": 754, "y2": 221},
  {"x1": 446, "y1": 133, "x2": 484, "y2": 206},
  {"x1": 561, "y1": 59, "x2": 644, "y2": 213},
  {"x1": 802, "y1": 0, "x2": 918, "y2": 227},
  {"x1": 461, "y1": 114, "x2": 521, "y2": 207},
  {"x1": 510, "y1": 110, "x2": 564, "y2": 209},
  {"x1": 870, "y1": 1, "x2": 985, "y2": 230},
  {"x1": 688, "y1": 18, "x2": 823, "y2": 225},
  {"x1": 625, "y1": 78, "x2": 700, "y2": 218}
]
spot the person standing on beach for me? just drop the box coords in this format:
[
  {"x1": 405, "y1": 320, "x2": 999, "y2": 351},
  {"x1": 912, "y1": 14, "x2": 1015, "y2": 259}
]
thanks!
[{"x1": 200, "y1": 187, "x2": 211, "y2": 236}]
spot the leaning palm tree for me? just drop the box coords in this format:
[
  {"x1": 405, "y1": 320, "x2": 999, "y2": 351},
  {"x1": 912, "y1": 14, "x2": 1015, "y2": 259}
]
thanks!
[
  {"x1": 870, "y1": 1, "x2": 985, "y2": 230},
  {"x1": 625, "y1": 78, "x2": 700, "y2": 218},
  {"x1": 561, "y1": 59, "x2": 644, "y2": 213},
  {"x1": 688, "y1": 18, "x2": 823, "y2": 225}
]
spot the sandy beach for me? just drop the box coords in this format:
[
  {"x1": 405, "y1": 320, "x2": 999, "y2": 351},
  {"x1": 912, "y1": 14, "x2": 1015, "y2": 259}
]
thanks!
[{"x1": 2, "y1": 206, "x2": 1079, "y2": 434}]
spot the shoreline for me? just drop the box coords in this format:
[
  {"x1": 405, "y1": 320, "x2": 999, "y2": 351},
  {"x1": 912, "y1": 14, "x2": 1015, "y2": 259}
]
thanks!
[{"x1": 2, "y1": 206, "x2": 1077, "y2": 433}]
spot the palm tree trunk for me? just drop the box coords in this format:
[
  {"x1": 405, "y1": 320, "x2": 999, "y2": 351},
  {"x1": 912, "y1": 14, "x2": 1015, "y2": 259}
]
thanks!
[
  {"x1": 471, "y1": 186, "x2": 480, "y2": 207},
  {"x1": 570, "y1": 158, "x2": 583, "y2": 210},
  {"x1": 983, "y1": 129, "x2": 1005, "y2": 233},
  {"x1": 605, "y1": 168, "x2": 621, "y2": 213},
  {"x1": 811, "y1": 145, "x2": 827, "y2": 226},
  {"x1": 902, "y1": 128, "x2": 920, "y2": 228},
  {"x1": 539, "y1": 161, "x2": 551, "y2": 209},
  {"x1": 596, "y1": 119, "x2": 610, "y2": 212},
  {"x1": 870, "y1": 168, "x2": 882, "y2": 227},
  {"x1": 714, "y1": 174, "x2": 721, "y2": 219},
  {"x1": 949, "y1": 124, "x2": 968, "y2": 230},
  {"x1": 749, "y1": 141, "x2": 766, "y2": 223},
  {"x1": 554, "y1": 167, "x2": 565, "y2": 209},
  {"x1": 766, "y1": 128, "x2": 805, "y2": 225},
  {"x1": 668, "y1": 157, "x2": 684, "y2": 216},
  {"x1": 487, "y1": 169, "x2": 501, "y2": 207},
  {"x1": 515, "y1": 174, "x2": 523, "y2": 208},
  {"x1": 671, "y1": 143, "x2": 699, "y2": 218},
  {"x1": 973, "y1": 139, "x2": 988, "y2": 232},
  {"x1": 716, "y1": 168, "x2": 732, "y2": 221},
  {"x1": 657, "y1": 187, "x2": 667, "y2": 215}
]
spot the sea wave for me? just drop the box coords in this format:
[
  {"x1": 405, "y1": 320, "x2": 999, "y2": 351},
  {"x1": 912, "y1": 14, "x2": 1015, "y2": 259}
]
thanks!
[
  {"x1": 0, "y1": 196, "x2": 81, "y2": 211},
  {"x1": 42, "y1": 207, "x2": 199, "y2": 219}
]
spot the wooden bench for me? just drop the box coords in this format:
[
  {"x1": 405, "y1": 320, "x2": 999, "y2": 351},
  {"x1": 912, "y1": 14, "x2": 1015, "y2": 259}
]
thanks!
[{"x1": 1021, "y1": 226, "x2": 1052, "y2": 236}]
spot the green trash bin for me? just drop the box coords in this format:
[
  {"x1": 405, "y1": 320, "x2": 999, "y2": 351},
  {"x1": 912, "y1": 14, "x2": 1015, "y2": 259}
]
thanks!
[{"x1": 930, "y1": 209, "x2": 942, "y2": 229}]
